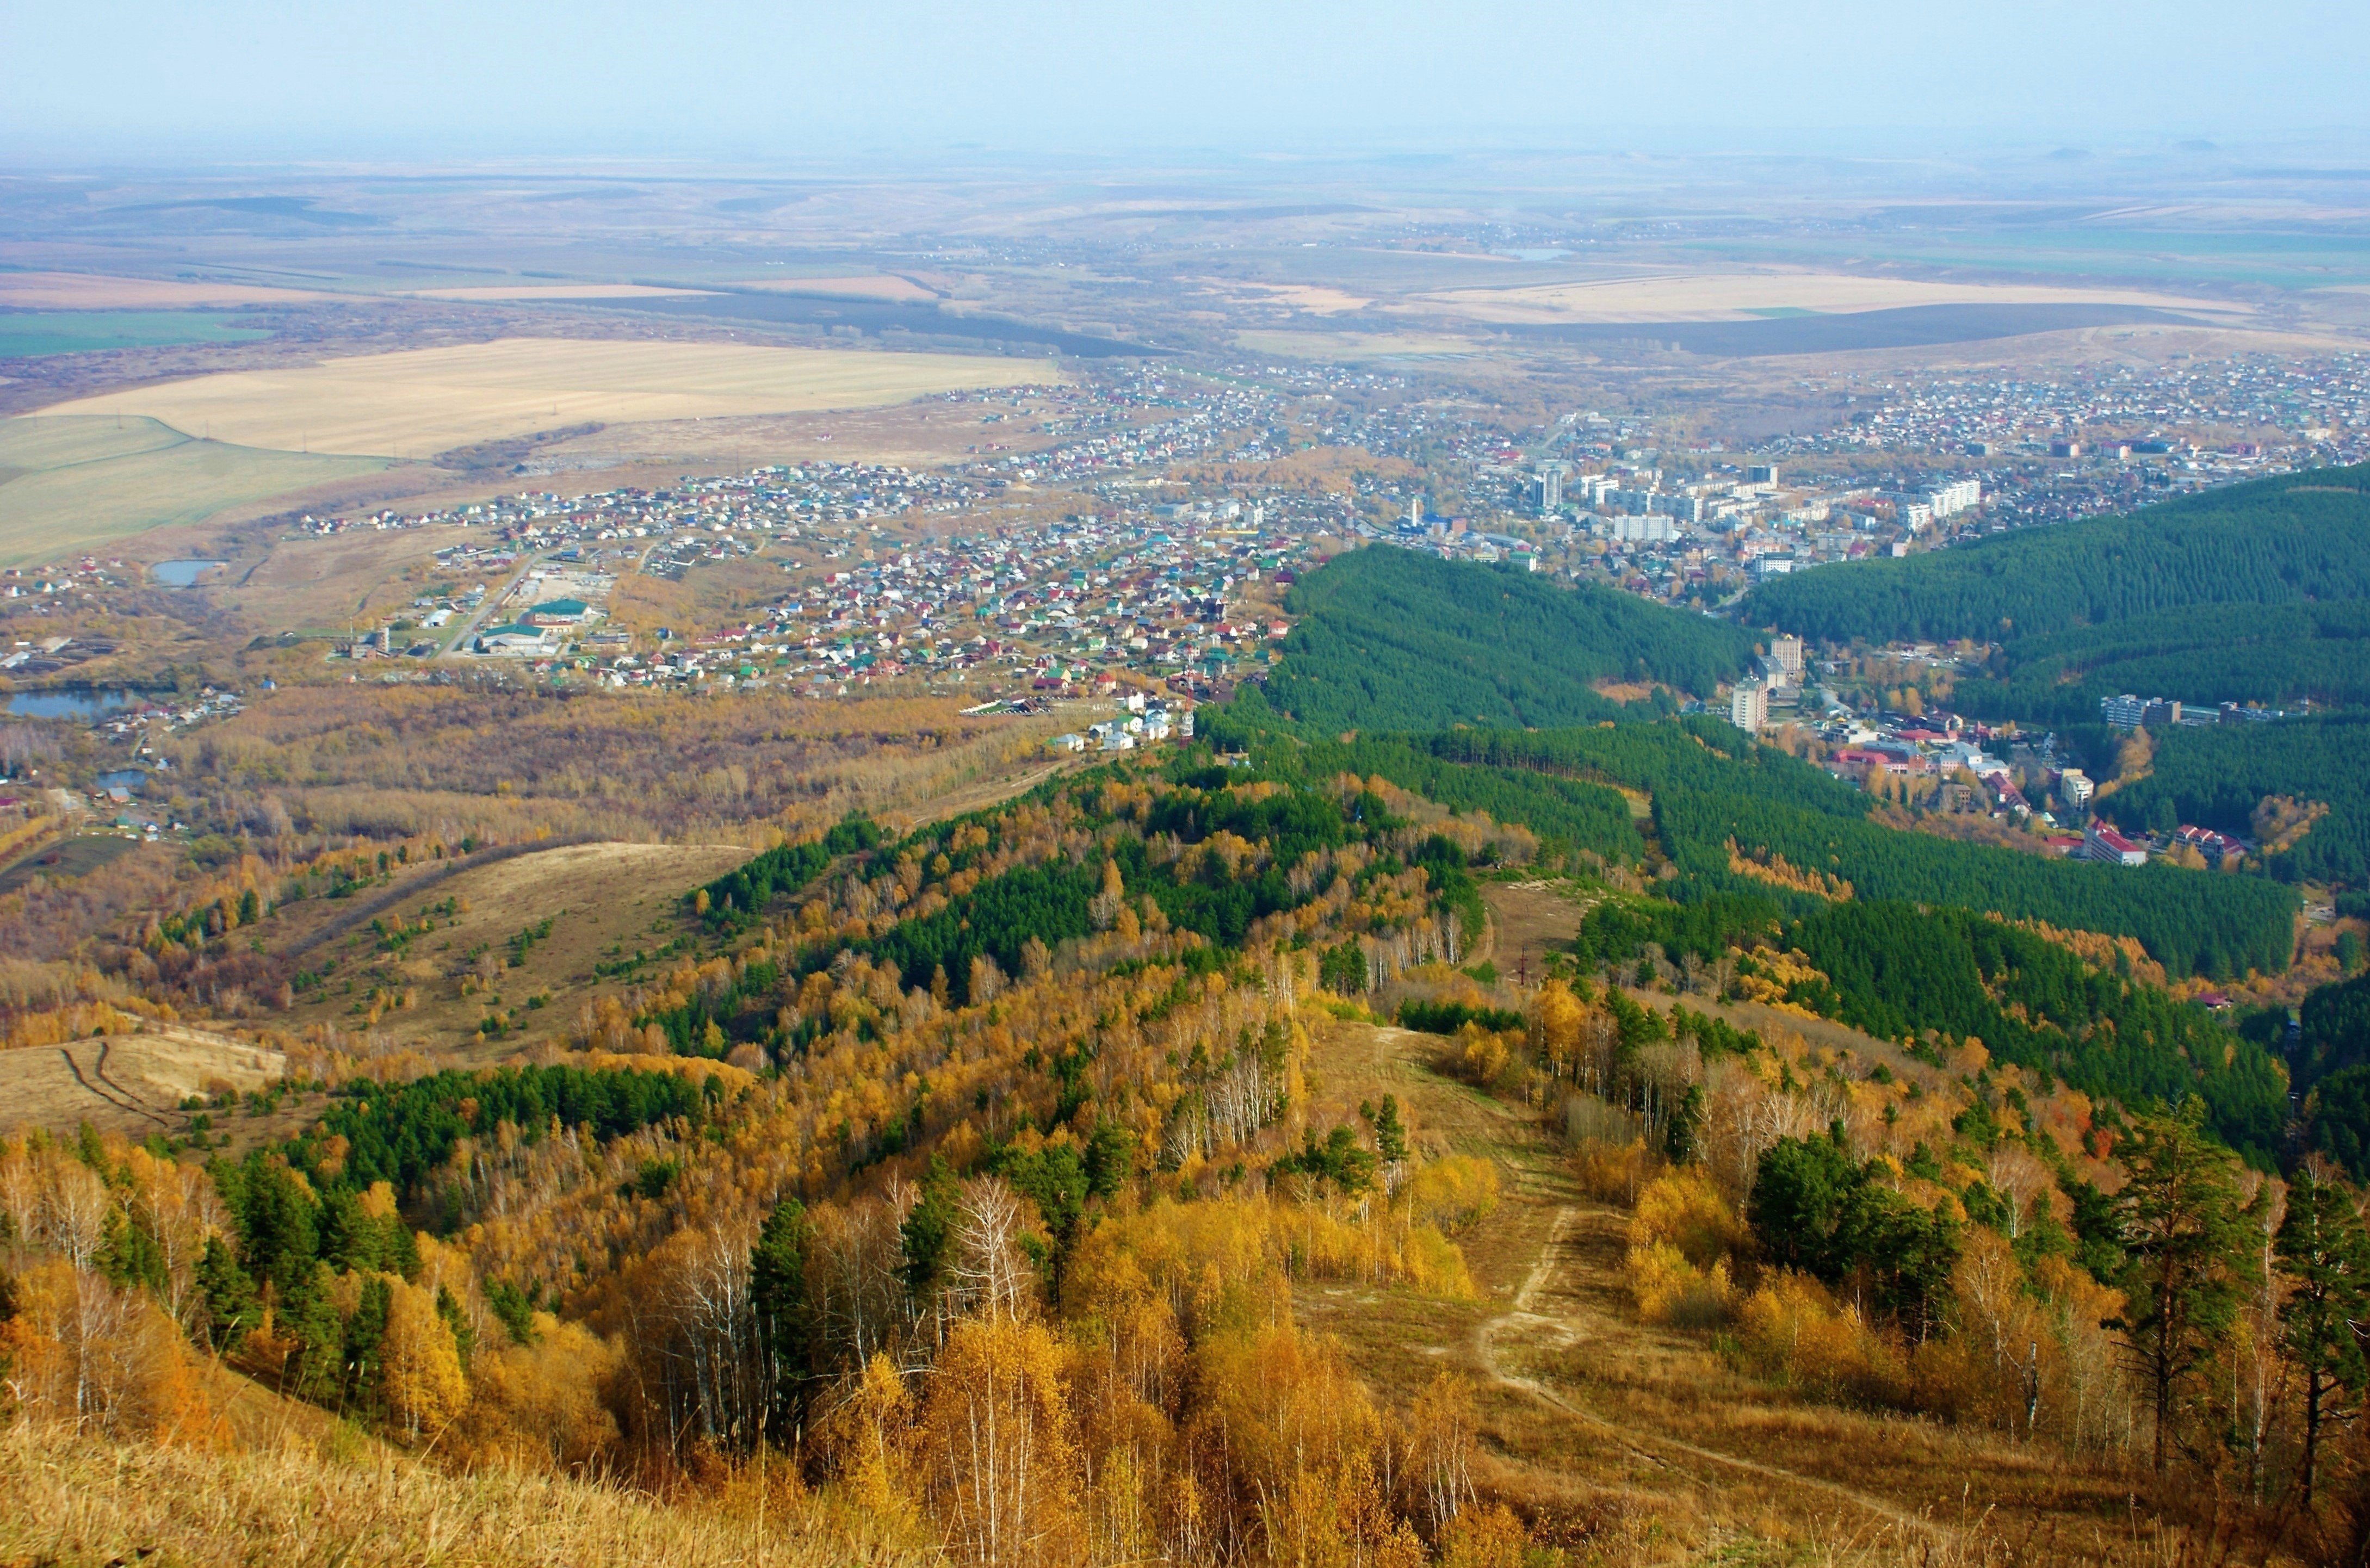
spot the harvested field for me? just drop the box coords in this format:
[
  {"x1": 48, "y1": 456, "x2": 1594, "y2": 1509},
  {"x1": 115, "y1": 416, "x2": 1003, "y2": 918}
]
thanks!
[
  {"x1": 0, "y1": 271, "x2": 329, "y2": 309},
  {"x1": 0, "y1": 416, "x2": 387, "y2": 566},
  {"x1": 30, "y1": 338, "x2": 1072, "y2": 458},
  {"x1": 1404, "y1": 269, "x2": 2246, "y2": 324},
  {"x1": 402, "y1": 283, "x2": 720, "y2": 301},
  {"x1": 741, "y1": 274, "x2": 943, "y2": 302},
  {"x1": 1210, "y1": 282, "x2": 1375, "y2": 314},
  {"x1": 0, "y1": 1027, "x2": 284, "y2": 1140},
  {"x1": 1234, "y1": 329, "x2": 1476, "y2": 360}
]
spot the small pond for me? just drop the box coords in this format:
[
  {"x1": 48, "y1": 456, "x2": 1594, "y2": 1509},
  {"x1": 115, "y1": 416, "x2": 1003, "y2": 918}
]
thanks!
[
  {"x1": 153, "y1": 560, "x2": 228, "y2": 588},
  {"x1": 6, "y1": 690, "x2": 144, "y2": 720}
]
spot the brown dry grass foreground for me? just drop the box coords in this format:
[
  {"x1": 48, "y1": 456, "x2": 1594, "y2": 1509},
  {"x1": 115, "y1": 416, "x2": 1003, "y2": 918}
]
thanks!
[
  {"x1": 1293, "y1": 1014, "x2": 2260, "y2": 1566},
  {"x1": 0, "y1": 1420, "x2": 922, "y2": 1568}
]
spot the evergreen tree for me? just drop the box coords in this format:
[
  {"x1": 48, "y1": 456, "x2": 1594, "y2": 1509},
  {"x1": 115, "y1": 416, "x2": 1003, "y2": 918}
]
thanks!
[
  {"x1": 2274, "y1": 1161, "x2": 2368, "y2": 1505},
  {"x1": 2113, "y1": 1099, "x2": 2262, "y2": 1473},
  {"x1": 1373, "y1": 1095, "x2": 1409, "y2": 1167},
  {"x1": 751, "y1": 1196, "x2": 812, "y2": 1442}
]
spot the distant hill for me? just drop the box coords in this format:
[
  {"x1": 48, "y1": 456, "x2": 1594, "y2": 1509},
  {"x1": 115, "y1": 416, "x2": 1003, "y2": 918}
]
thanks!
[
  {"x1": 1243, "y1": 546, "x2": 1754, "y2": 734},
  {"x1": 1743, "y1": 462, "x2": 2370, "y2": 646}
]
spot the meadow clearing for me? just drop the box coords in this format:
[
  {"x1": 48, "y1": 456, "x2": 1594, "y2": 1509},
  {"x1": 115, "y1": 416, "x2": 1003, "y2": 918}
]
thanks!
[
  {"x1": 30, "y1": 337, "x2": 1074, "y2": 458},
  {"x1": 0, "y1": 416, "x2": 386, "y2": 565}
]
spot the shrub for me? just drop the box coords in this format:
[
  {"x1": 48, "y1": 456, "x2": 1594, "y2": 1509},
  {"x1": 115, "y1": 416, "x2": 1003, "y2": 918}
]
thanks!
[
  {"x1": 1570, "y1": 1137, "x2": 1656, "y2": 1205},
  {"x1": 1407, "y1": 1156, "x2": 1501, "y2": 1234},
  {"x1": 1624, "y1": 1241, "x2": 1735, "y2": 1328},
  {"x1": 1733, "y1": 1271, "x2": 1909, "y2": 1408},
  {"x1": 1627, "y1": 1167, "x2": 1743, "y2": 1268}
]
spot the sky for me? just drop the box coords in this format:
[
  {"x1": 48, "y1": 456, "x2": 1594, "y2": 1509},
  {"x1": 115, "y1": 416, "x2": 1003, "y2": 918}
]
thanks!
[{"x1": 5, "y1": 0, "x2": 2367, "y2": 163}]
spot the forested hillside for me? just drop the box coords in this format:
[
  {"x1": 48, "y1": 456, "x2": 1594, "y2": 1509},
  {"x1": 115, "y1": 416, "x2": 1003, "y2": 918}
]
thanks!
[
  {"x1": 1952, "y1": 600, "x2": 2370, "y2": 724},
  {"x1": 1743, "y1": 462, "x2": 2370, "y2": 644},
  {"x1": 1246, "y1": 545, "x2": 1753, "y2": 733},
  {"x1": 7, "y1": 753, "x2": 1532, "y2": 1566},
  {"x1": 1572, "y1": 891, "x2": 2289, "y2": 1161},
  {"x1": 2099, "y1": 712, "x2": 2370, "y2": 888},
  {"x1": 1210, "y1": 711, "x2": 2300, "y2": 978}
]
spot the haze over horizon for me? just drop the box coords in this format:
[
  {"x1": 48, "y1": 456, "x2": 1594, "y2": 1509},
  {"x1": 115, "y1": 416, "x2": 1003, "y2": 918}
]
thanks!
[{"x1": 6, "y1": 0, "x2": 2367, "y2": 163}]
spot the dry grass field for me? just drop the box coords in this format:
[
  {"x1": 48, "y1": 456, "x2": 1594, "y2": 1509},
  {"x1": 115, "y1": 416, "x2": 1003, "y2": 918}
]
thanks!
[
  {"x1": 0, "y1": 416, "x2": 388, "y2": 565},
  {"x1": 0, "y1": 1421, "x2": 901, "y2": 1568},
  {"x1": 0, "y1": 271, "x2": 330, "y2": 309},
  {"x1": 30, "y1": 338, "x2": 1073, "y2": 458},
  {"x1": 0, "y1": 1026, "x2": 284, "y2": 1141},
  {"x1": 1402, "y1": 270, "x2": 2250, "y2": 324},
  {"x1": 271, "y1": 840, "x2": 748, "y2": 1057},
  {"x1": 217, "y1": 520, "x2": 477, "y2": 634}
]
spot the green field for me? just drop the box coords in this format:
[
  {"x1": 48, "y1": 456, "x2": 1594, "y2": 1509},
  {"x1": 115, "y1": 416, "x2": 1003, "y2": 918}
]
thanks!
[
  {"x1": 0, "y1": 416, "x2": 387, "y2": 565},
  {"x1": 0, "y1": 311, "x2": 276, "y2": 358}
]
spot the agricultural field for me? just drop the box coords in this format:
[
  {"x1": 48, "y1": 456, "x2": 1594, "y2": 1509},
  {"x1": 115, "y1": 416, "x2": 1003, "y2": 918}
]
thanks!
[
  {"x1": 400, "y1": 283, "x2": 719, "y2": 301},
  {"x1": 0, "y1": 311, "x2": 276, "y2": 358},
  {"x1": 1399, "y1": 269, "x2": 2250, "y2": 325},
  {"x1": 740, "y1": 274, "x2": 944, "y2": 301},
  {"x1": 29, "y1": 337, "x2": 1073, "y2": 458},
  {"x1": 0, "y1": 416, "x2": 387, "y2": 565},
  {"x1": 0, "y1": 271, "x2": 330, "y2": 309}
]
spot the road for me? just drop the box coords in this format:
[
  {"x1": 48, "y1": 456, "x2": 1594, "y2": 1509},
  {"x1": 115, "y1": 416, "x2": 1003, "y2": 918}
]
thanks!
[{"x1": 436, "y1": 550, "x2": 547, "y2": 657}]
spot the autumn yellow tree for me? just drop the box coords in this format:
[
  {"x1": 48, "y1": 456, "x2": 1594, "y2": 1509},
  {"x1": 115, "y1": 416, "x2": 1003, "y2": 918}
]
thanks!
[
  {"x1": 915, "y1": 1316, "x2": 1084, "y2": 1566},
  {"x1": 381, "y1": 1277, "x2": 467, "y2": 1446}
]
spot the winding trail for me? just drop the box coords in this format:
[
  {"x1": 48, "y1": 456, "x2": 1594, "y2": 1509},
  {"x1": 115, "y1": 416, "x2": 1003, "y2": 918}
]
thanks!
[
  {"x1": 1472, "y1": 1204, "x2": 1948, "y2": 1542},
  {"x1": 58, "y1": 1041, "x2": 173, "y2": 1128}
]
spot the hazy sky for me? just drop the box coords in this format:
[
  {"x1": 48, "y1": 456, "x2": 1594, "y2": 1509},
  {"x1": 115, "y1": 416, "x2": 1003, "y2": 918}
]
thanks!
[{"x1": 7, "y1": 0, "x2": 2366, "y2": 162}]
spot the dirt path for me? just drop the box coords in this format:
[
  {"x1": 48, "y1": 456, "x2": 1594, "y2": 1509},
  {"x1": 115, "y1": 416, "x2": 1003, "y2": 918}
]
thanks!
[
  {"x1": 1300, "y1": 1012, "x2": 2009, "y2": 1553},
  {"x1": 1472, "y1": 1202, "x2": 1948, "y2": 1542}
]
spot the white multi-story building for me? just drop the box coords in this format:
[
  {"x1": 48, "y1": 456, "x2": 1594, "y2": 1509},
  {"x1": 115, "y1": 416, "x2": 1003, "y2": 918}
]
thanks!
[
  {"x1": 1769, "y1": 634, "x2": 1804, "y2": 684},
  {"x1": 1731, "y1": 680, "x2": 1769, "y2": 734}
]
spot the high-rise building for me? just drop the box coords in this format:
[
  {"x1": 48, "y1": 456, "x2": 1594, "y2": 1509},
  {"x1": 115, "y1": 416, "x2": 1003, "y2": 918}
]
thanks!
[
  {"x1": 2101, "y1": 694, "x2": 2146, "y2": 729},
  {"x1": 1769, "y1": 634, "x2": 1804, "y2": 683},
  {"x1": 1730, "y1": 681, "x2": 1769, "y2": 734},
  {"x1": 1534, "y1": 463, "x2": 1563, "y2": 515},
  {"x1": 1407, "y1": 494, "x2": 1422, "y2": 531},
  {"x1": 1746, "y1": 464, "x2": 1779, "y2": 486}
]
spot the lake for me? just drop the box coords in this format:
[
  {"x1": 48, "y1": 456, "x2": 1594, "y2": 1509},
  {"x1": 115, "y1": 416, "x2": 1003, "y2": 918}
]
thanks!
[
  {"x1": 7, "y1": 690, "x2": 143, "y2": 720},
  {"x1": 153, "y1": 560, "x2": 227, "y2": 588}
]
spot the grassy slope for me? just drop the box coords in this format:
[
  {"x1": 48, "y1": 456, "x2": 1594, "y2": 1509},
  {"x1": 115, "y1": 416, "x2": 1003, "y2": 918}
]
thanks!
[
  {"x1": 0, "y1": 415, "x2": 386, "y2": 565},
  {"x1": 0, "y1": 1420, "x2": 906, "y2": 1568}
]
